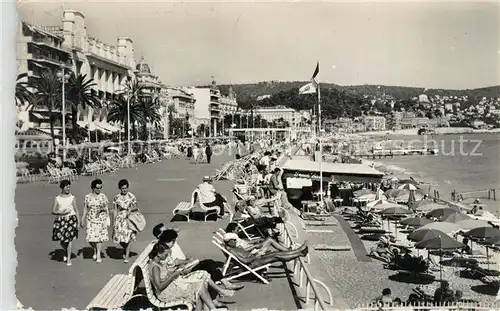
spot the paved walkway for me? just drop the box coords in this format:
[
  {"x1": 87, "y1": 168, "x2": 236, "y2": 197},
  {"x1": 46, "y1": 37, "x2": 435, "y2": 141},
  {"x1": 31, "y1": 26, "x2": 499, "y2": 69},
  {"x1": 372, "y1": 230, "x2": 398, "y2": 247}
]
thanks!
[{"x1": 15, "y1": 149, "x2": 298, "y2": 310}]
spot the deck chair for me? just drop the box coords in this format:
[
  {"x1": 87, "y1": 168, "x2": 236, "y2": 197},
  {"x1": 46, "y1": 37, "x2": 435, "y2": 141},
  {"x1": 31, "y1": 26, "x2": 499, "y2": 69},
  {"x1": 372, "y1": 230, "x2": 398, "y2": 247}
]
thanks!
[
  {"x1": 191, "y1": 189, "x2": 220, "y2": 222},
  {"x1": 212, "y1": 237, "x2": 271, "y2": 284}
]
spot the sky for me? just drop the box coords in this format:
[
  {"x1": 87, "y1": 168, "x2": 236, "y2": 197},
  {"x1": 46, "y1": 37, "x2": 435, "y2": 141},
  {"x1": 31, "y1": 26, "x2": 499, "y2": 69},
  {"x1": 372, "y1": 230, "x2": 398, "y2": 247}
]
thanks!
[{"x1": 17, "y1": 0, "x2": 500, "y2": 89}]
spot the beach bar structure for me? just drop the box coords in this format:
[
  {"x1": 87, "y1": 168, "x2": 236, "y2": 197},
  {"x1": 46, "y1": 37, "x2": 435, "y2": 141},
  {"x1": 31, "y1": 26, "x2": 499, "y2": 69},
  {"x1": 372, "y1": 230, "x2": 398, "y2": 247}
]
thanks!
[{"x1": 282, "y1": 160, "x2": 384, "y2": 183}]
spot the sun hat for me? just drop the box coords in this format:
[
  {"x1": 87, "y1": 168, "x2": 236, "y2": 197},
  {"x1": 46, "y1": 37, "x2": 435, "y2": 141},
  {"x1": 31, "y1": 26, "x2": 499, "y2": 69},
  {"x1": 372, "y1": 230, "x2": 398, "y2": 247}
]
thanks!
[{"x1": 223, "y1": 233, "x2": 239, "y2": 242}]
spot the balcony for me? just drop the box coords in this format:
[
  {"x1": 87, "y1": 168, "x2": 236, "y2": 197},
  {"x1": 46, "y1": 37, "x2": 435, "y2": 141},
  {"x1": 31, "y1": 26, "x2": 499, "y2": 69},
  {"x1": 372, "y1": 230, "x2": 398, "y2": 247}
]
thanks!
[
  {"x1": 29, "y1": 53, "x2": 72, "y2": 68},
  {"x1": 30, "y1": 38, "x2": 71, "y2": 54},
  {"x1": 210, "y1": 103, "x2": 221, "y2": 111},
  {"x1": 210, "y1": 110, "x2": 221, "y2": 118}
]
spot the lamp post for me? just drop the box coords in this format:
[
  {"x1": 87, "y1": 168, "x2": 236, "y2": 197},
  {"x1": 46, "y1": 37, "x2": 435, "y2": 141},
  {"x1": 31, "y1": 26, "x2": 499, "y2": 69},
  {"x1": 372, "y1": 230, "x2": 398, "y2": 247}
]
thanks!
[
  {"x1": 57, "y1": 69, "x2": 70, "y2": 164},
  {"x1": 127, "y1": 87, "x2": 131, "y2": 155}
]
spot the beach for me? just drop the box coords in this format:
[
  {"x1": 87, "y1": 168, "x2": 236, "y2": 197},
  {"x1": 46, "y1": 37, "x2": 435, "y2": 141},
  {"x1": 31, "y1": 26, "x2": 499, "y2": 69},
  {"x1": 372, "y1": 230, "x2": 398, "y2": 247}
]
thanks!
[{"x1": 358, "y1": 132, "x2": 500, "y2": 213}]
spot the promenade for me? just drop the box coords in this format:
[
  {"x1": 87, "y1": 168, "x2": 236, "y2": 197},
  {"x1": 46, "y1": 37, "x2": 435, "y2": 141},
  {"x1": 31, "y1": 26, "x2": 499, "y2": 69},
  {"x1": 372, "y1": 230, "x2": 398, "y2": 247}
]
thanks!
[{"x1": 15, "y1": 149, "x2": 298, "y2": 310}]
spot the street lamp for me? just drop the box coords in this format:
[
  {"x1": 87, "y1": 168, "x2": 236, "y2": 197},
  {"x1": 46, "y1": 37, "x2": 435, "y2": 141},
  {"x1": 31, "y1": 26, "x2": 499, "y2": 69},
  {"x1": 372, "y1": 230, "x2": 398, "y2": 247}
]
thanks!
[{"x1": 57, "y1": 69, "x2": 70, "y2": 164}]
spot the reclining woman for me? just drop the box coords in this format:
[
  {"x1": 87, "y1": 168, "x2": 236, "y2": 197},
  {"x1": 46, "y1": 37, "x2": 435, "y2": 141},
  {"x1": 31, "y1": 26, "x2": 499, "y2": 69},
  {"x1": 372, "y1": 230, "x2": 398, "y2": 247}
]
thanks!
[
  {"x1": 369, "y1": 237, "x2": 396, "y2": 263},
  {"x1": 153, "y1": 224, "x2": 244, "y2": 291},
  {"x1": 241, "y1": 198, "x2": 284, "y2": 238},
  {"x1": 224, "y1": 224, "x2": 293, "y2": 256},
  {"x1": 149, "y1": 241, "x2": 235, "y2": 311},
  {"x1": 222, "y1": 233, "x2": 308, "y2": 268}
]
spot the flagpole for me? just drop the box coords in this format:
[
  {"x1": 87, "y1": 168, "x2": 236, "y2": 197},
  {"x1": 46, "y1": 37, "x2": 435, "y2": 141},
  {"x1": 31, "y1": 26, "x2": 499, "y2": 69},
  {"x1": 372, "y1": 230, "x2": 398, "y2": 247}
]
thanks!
[{"x1": 317, "y1": 61, "x2": 323, "y2": 207}]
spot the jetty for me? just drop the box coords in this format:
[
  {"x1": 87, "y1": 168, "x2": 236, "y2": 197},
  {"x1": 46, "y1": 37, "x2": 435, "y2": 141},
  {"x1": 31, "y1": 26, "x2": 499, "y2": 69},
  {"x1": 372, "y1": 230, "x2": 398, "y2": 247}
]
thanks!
[{"x1": 355, "y1": 148, "x2": 439, "y2": 159}]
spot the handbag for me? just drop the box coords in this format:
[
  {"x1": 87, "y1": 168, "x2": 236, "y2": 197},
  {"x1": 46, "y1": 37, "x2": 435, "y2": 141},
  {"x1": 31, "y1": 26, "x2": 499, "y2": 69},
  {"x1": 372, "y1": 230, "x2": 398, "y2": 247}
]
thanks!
[{"x1": 127, "y1": 210, "x2": 146, "y2": 232}]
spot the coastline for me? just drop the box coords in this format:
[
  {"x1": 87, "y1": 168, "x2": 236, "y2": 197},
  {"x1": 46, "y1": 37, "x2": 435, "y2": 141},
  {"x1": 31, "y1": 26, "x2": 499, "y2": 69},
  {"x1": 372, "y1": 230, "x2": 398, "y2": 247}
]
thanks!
[{"x1": 357, "y1": 127, "x2": 500, "y2": 137}]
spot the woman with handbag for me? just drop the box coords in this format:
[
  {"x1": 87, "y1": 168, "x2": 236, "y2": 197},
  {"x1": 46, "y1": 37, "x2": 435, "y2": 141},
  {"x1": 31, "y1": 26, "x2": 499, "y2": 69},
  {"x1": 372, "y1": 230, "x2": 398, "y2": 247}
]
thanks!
[
  {"x1": 52, "y1": 179, "x2": 80, "y2": 266},
  {"x1": 81, "y1": 178, "x2": 110, "y2": 263},
  {"x1": 112, "y1": 179, "x2": 139, "y2": 263}
]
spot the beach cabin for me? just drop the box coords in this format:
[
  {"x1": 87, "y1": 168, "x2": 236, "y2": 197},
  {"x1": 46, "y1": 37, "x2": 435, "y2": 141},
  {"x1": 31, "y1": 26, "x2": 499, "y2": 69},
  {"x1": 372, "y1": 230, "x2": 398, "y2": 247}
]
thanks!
[{"x1": 281, "y1": 159, "x2": 384, "y2": 208}]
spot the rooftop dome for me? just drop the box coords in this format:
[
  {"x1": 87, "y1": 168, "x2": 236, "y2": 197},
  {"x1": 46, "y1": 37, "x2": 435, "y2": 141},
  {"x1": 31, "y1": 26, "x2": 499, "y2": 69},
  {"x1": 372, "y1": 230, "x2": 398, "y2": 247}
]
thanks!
[{"x1": 136, "y1": 55, "x2": 151, "y2": 74}]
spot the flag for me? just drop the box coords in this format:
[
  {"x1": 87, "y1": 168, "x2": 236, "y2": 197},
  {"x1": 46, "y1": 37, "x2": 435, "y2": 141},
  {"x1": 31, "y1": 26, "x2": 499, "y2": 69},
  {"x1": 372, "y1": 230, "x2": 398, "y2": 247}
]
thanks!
[{"x1": 299, "y1": 62, "x2": 320, "y2": 95}]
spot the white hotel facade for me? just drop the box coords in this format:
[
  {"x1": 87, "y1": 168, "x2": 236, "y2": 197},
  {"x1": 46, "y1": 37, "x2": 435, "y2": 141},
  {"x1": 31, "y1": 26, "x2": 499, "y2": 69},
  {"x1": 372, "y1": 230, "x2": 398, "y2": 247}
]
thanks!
[{"x1": 16, "y1": 9, "x2": 137, "y2": 135}]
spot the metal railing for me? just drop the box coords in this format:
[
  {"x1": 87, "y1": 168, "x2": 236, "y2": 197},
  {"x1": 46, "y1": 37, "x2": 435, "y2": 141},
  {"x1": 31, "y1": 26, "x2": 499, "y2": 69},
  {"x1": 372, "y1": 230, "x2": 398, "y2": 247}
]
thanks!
[
  {"x1": 355, "y1": 301, "x2": 500, "y2": 311},
  {"x1": 280, "y1": 220, "x2": 333, "y2": 310}
]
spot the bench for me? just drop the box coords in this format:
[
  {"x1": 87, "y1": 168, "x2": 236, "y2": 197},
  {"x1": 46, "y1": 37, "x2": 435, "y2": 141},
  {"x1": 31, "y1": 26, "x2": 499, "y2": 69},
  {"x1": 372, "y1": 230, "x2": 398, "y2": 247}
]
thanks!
[
  {"x1": 172, "y1": 202, "x2": 193, "y2": 222},
  {"x1": 87, "y1": 241, "x2": 192, "y2": 310}
]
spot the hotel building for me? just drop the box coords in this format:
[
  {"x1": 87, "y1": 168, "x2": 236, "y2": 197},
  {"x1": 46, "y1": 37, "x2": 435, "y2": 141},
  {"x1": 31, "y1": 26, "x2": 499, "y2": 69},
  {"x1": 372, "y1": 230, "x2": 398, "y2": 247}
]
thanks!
[{"x1": 16, "y1": 9, "x2": 137, "y2": 135}]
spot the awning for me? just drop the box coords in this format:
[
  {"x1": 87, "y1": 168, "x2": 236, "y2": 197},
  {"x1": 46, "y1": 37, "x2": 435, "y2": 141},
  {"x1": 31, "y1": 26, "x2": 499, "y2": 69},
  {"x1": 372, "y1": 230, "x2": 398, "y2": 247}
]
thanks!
[{"x1": 97, "y1": 122, "x2": 120, "y2": 133}]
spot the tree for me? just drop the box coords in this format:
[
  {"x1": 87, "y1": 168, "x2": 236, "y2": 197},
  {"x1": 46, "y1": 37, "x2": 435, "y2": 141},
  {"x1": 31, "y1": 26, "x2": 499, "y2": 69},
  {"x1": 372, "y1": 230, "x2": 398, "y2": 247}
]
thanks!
[
  {"x1": 15, "y1": 73, "x2": 33, "y2": 106},
  {"x1": 167, "y1": 104, "x2": 177, "y2": 136},
  {"x1": 33, "y1": 71, "x2": 62, "y2": 146},
  {"x1": 67, "y1": 73, "x2": 102, "y2": 142},
  {"x1": 107, "y1": 94, "x2": 143, "y2": 141},
  {"x1": 137, "y1": 96, "x2": 161, "y2": 140}
]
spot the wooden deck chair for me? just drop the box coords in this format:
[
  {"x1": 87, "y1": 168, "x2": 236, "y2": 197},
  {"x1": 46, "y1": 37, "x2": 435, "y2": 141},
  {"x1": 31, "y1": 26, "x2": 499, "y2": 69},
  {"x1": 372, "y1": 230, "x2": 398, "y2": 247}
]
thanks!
[{"x1": 212, "y1": 237, "x2": 271, "y2": 284}]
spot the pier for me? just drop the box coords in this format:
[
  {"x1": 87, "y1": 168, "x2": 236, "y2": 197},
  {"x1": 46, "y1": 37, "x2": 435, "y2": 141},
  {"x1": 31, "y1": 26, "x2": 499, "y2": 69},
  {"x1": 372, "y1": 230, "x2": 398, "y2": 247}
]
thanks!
[{"x1": 355, "y1": 148, "x2": 438, "y2": 159}]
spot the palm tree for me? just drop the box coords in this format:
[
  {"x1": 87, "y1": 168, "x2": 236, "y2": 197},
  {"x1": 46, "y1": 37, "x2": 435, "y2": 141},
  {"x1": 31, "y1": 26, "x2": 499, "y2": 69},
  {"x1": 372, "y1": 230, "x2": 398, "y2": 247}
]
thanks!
[
  {"x1": 167, "y1": 104, "x2": 177, "y2": 136},
  {"x1": 15, "y1": 73, "x2": 34, "y2": 106},
  {"x1": 67, "y1": 73, "x2": 102, "y2": 142},
  {"x1": 33, "y1": 71, "x2": 62, "y2": 146},
  {"x1": 107, "y1": 94, "x2": 143, "y2": 141},
  {"x1": 137, "y1": 96, "x2": 161, "y2": 140}
]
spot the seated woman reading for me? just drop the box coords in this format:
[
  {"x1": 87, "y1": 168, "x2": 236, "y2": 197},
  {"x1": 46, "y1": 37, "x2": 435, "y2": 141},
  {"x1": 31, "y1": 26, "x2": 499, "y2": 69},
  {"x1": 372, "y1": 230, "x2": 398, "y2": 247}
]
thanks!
[
  {"x1": 222, "y1": 233, "x2": 308, "y2": 268},
  {"x1": 153, "y1": 224, "x2": 243, "y2": 291},
  {"x1": 149, "y1": 242, "x2": 234, "y2": 310}
]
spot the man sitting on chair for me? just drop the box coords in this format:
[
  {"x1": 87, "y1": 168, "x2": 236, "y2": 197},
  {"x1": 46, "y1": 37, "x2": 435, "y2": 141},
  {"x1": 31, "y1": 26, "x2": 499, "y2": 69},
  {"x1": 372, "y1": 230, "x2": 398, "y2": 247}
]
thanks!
[
  {"x1": 243, "y1": 197, "x2": 284, "y2": 238},
  {"x1": 196, "y1": 176, "x2": 228, "y2": 218},
  {"x1": 222, "y1": 233, "x2": 308, "y2": 268}
]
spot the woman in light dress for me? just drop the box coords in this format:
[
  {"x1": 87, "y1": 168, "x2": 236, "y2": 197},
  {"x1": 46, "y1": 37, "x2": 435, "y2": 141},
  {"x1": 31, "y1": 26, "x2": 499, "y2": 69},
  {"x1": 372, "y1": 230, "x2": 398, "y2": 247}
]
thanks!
[
  {"x1": 81, "y1": 178, "x2": 110, "y2": 263},
  {"x1": 192, "y1": 144, "x2": 199, "y2": 163},
  {"x1": 112, "y1": 179, "x2": 138, "y2": 263},
  {"x1": 149, "y1": 242, "x2": 234, "y2": 310},
  {"x1": 52, "y1": 179, "x2": 80, "y2": 266}
]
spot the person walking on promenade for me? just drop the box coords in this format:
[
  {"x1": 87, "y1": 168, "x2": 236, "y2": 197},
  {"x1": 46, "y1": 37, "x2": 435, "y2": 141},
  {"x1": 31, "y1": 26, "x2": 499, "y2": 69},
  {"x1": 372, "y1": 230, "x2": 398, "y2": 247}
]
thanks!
[
  {"x1": 52, "y1": 179, "x2": 80, "y2": 266},
  {"x1": 81, "y1": 178, "x2": 109, "y2": 263},
  {"x1": 193, "y1": 144, "x2": 200, "y2": 164},
  {"x1": 112, "y1": 179, "x2": 138, "y2": 263},
  {"x1": 205, "y1": 143, "x2": 213, "y2": 164}
]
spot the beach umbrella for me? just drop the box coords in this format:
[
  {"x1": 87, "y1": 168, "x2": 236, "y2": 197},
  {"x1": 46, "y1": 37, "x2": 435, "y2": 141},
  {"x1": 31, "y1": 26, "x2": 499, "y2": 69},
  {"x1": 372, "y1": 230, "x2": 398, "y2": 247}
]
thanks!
[
  {"x1": 442, "y1": 213, "x2": 471, "y2": 223},
  {"x1": 395, "y1": 191, "x2": 424, "y2": 203},
  {"x1": 354, "y1": 189, "x2": 373, "y2": 197},
  {"x1": 411, "y1": 199, "x2": 434, "y2": 208},
  {"x1": 426, "y1": 208, "x2": 459, "y2": 220},
  {"x1": 455, "y1": 219, "x2": 490, "y2": 231},
  {"x1": 416, "y1": 222, "x2": 460, "y2": 235},
  {"x1": 365, "y1": 199, "x2": 402, "y2": 211},
  {"x1": 398, "y1": 178, "x2": 418, "y2": 186},
  {"x1": 415, "y1": 202, "x2": 450, "y2": 212},
  {"x1": 483, "y1": 236, "x2": 500, "y2": 246},
  {"x1": 408, "y1": 229, "x2": 449, "y2": 242},
  {"x1": 463, "y1": 227, "x2": 500, "y2": 240},
  {"x1": 400, "y1": 217, "x2": 434, "y2": 227},
  {"x1": 398, "y1": 183, "x2": 419, "y2": 191},
  {"x1": 385, "y1": 188, "x2": 405, "y2": 198},
  {"x1": 415, "y1": 234, "x2": 465, "y2": 280},
  {"x1": 381, "y1": 206, "x2": 412, "y2": 216}
]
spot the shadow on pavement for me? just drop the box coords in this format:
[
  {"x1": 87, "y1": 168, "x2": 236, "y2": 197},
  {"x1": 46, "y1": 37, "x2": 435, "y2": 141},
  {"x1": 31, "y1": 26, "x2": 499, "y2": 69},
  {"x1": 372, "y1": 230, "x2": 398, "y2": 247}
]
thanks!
[
  {"x1": 388, "y1": 271, "x2": 435, "y2": 284},
  {"x1": 48, "y1": 249, "x2": 77, "y2": 262},
  {"x1": 105, "y1": 246, "x2": 138, "y2": 260}
]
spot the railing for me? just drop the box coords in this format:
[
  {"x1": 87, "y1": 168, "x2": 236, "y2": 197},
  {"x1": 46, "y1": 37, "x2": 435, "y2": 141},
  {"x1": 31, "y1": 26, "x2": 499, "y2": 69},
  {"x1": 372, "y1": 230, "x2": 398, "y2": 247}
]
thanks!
[
  {"x1": 280, "y1": 219, "x2": 333, "y2": 310},
  {"x1": 355, "y1": 301, "x2": 500, "y2": 311}
]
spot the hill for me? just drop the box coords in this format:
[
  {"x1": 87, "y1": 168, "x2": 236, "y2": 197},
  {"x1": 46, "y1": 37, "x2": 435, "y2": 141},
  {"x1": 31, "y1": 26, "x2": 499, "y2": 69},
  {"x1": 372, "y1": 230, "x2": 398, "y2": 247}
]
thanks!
[{"x1": 208, "y1": 82, "x2": 500, "y2": 102}]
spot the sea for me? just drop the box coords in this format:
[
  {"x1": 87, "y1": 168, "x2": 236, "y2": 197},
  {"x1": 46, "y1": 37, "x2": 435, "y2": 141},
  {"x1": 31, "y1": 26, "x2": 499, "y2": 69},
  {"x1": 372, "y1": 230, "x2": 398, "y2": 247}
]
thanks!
[{"x1": 371, "y1": 133, "x2": 500, "y2": 212}]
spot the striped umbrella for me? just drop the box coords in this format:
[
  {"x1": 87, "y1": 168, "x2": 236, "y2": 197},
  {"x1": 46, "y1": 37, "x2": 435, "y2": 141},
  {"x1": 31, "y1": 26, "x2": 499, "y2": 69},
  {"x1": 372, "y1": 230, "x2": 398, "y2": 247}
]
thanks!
[{"x1": 398, "y1": 183, "x2": 419, "y2": 191}]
